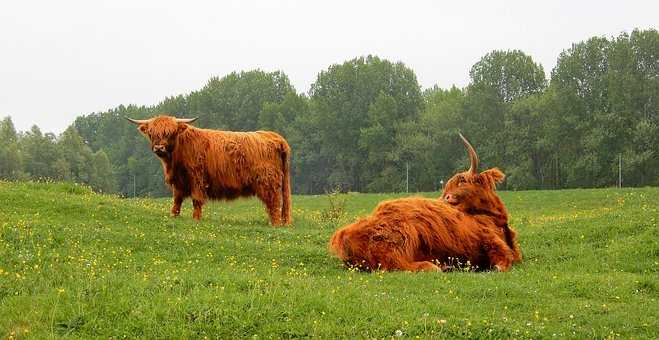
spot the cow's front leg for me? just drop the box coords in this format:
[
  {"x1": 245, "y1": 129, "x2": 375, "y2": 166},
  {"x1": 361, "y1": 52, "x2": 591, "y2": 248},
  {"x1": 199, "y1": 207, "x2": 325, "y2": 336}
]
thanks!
[
  {"x1": 170, "y1": 191, "x2": 184, "y2": 217},
  {"x1": 189, "y1": 176, "x2": 207, "y2": 220},
  {"x1": 482, "y1": 232, "x2": 514, "y2": 272}
]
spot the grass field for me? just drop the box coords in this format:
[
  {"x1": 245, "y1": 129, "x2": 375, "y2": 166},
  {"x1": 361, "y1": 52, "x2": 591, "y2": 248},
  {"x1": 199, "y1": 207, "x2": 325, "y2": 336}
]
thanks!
[{"x1": 0, "y1": 181, "x2": 657, "y2": 339}]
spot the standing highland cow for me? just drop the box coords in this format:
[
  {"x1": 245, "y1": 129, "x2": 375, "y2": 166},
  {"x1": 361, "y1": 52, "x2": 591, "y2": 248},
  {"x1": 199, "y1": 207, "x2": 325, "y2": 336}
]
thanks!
[
  {"x1": 127, "y1": 115, "x2": 292, "y2": 225},
  {"x1": 329, "y1": 133, "x2": 521, "y2": 271}
]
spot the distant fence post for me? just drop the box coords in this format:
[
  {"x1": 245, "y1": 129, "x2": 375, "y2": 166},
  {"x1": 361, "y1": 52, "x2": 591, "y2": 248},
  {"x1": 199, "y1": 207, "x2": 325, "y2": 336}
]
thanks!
[
  {"x1": 618, "y1": 153, "x2": 622, "y2": 188},
  {"x1": 406, "y1": 162, "x2": 409, "y2": 193}
]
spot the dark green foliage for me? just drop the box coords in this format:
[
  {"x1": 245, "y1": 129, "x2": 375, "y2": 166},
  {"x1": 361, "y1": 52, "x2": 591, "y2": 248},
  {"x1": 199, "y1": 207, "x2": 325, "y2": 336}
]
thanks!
[
  {"x1": 549, "y1": 29, "x2": 658, "y2": 188},
  {"x1": 469, "y1": 49, "x2": 547, "y2": 103},
  {"x1": 90, "y1": 150, "x2": 116, "y2": 193},
  {"x1": 0, "y1": 117, "x2": 23, "y2": 179},
  {"x1": 0, "y1": 118, "x2": 118, "y2": 192},
  {"x1": 19, "y1": 126, "x2": 61, "y2": 180},
  {"x1": 306, "y1": 55, "x2": 424, "y2": 192},
  {"x1": 0, "y1": 29, "x2": 657, "y2": 194}
]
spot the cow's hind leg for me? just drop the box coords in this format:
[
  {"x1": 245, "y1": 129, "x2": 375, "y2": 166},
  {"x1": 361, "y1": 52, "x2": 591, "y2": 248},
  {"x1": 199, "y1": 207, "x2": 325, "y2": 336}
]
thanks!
[
  {"x1": 256, "y1": 184, "x2": 283, "y2": 226},
  {"x1": 192, "y1": 199, "x2": 204, "y2": 220},
  {"x1": 408, "y1": 261, "x2": 442, "y2": 272},
  {"x1": 367, "y1": 249, "x2": 440, "y2": 272}
]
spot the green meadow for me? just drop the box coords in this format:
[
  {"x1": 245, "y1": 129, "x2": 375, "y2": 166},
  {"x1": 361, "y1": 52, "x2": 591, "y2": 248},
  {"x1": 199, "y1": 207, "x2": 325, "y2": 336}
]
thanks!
[{"x1": 0, "y1": 181, "x2": 657, "y2": 338}]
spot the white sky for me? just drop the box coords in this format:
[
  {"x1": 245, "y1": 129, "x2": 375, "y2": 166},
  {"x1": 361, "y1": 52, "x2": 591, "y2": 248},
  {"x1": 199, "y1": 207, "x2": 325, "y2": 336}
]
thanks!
[{"x1": 0, "y1": 0, "x2": 656, "y2": 134}]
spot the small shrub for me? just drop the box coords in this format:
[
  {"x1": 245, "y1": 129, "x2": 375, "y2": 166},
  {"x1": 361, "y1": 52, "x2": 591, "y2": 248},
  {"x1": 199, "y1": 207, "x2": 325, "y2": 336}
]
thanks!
[{"x1": 320, "y1": 186, "x2": 348, "y2": 224}]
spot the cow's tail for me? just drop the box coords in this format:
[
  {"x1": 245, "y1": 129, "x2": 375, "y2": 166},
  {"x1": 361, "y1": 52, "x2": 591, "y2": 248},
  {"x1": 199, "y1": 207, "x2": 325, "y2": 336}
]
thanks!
[
  {"x1": 281, "y1": 142, "x2": 292, "y2": 225},
  {"x1": 503, "y1": 225, "x2": 523, "y2": 263}
]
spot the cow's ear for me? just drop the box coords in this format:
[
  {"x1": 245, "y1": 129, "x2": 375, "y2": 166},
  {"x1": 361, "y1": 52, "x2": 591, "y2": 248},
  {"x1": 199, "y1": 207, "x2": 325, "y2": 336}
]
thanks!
[
  {"x1": 138, "y1": 124, "x2": 148, "y2": 133},
  {"x1": 177, "y1": 122, "x2": 188, "y2": 133},
  {"x1": 480, "y1": 168, "x2": 505, "y2": 186}
]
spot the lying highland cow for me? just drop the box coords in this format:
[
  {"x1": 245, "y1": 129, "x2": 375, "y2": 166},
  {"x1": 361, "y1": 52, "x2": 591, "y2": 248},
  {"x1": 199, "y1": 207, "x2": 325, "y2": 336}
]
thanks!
[
  {"x1": 127, "y1": 115, "x2": 292, "y2": 225},
  {"x1": 329, "y1": 133, "x2": 521, "y2": 271}
]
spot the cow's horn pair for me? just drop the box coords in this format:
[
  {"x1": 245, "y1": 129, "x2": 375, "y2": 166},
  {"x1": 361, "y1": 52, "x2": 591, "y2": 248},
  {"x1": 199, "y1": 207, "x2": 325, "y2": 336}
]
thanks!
[
  {"x1": 124, "y1": 117, "x2": 199, "y2": 124},
  {"x1": 459, "y1": 132, "x2": 479, "y2": 175}
]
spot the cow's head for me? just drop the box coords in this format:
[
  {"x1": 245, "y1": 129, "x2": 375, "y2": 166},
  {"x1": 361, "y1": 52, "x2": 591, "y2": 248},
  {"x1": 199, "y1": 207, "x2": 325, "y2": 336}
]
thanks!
[
  {"x1": 442, "y1": 133, "x2": 506, "y2": 217},
  {"x1": 126, "y1": 115, "x2": 198, "y2": 158}
]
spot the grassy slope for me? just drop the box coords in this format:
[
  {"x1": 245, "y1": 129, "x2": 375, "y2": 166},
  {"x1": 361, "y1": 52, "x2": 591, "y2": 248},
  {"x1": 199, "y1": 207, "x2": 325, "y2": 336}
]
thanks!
[{"x1": 0, "y1": 181, "x2": 657, "y2": 339}]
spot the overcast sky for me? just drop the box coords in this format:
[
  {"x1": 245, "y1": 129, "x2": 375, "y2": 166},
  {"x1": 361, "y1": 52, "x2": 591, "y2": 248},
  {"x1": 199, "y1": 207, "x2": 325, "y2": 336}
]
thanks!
[{"x1": 0, "y1": 0, "x2": 656, "y2": 134}]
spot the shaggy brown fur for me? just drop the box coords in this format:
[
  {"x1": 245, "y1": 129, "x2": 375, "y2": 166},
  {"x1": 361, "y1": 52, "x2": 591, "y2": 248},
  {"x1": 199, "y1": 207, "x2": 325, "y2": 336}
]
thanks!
[
  {"x1": 128, "y1": 115, "x2": 292, "y2": 225},
  {"x1": 329, "y1": 134, "x2": 521, "y2": 272}
]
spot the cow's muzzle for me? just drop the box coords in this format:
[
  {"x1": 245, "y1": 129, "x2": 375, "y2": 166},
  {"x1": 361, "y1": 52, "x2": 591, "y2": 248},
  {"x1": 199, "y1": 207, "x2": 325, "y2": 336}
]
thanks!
[
  {"x1": 153, "y1": 145, "x2": 168, "y2": 157},
  {"x1": 443, "y1": 194, "x2": 459, "y2": 205}
]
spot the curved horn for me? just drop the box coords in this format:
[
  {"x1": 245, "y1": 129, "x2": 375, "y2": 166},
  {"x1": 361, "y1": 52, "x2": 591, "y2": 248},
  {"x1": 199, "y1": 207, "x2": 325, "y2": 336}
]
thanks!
[
  {"x1": 459, "y1": 132, "x2": 479, "y2": 175},
  {"x1": 124, "y1": 117, "x2": 150, "y2": 125},
  {"x1": 175, "y1": 117, "x2": 198, "y2": 124}
]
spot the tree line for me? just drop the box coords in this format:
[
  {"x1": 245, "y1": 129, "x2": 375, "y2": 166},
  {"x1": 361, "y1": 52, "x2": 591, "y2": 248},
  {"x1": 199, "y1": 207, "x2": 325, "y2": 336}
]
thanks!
[
  {"x1": 0, "y1": 121, "x2": 115, "y2": 192},
  {"x1": 0, "y1": 28, "x2": 656, "y2": 196}
]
